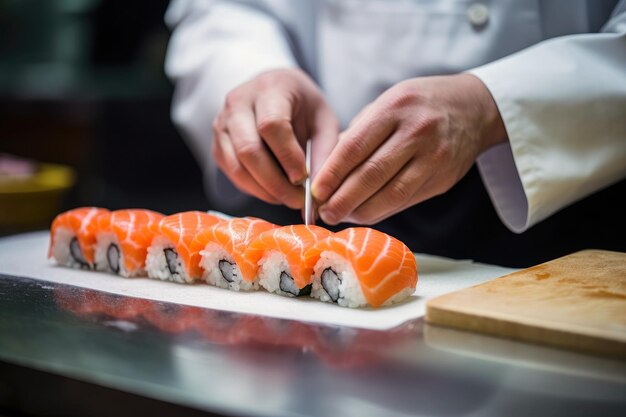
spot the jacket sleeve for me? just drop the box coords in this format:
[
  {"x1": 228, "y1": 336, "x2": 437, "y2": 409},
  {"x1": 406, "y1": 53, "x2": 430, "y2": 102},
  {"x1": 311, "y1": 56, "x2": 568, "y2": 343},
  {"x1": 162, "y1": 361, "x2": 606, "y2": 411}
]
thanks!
[
  {"x1": 164, "y1": 0, "x2": 297, "y2": 207},
  {"x1": 469, "y1": 3, "x2": 626, "y2": 233}
]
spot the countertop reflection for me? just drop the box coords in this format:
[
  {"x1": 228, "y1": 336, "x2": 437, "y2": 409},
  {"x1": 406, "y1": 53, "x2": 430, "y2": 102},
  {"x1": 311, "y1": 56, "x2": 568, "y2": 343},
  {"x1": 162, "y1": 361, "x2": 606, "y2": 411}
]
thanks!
[{"x1": 1, "y1": 274, "x2": 625, "y2": 417}]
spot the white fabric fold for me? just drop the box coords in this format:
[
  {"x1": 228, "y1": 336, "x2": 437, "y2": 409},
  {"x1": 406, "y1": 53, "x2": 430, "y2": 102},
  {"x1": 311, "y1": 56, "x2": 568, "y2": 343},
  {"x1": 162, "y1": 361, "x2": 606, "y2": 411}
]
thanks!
[{"x1": 470, "y1": 28, "x2": 626, "y2": 232}]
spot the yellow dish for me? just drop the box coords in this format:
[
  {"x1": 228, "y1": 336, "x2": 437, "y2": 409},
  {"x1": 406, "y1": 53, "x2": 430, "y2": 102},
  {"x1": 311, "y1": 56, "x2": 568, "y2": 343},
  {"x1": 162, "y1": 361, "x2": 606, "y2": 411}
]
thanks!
[{"x1": 0, "y1": 163, "x2": 76, "y2": 231}]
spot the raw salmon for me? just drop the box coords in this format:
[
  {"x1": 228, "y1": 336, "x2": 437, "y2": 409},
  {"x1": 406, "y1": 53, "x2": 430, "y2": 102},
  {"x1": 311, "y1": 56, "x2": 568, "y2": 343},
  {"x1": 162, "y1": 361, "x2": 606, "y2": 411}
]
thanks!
[
  {"x1": 190, "y1": 217, "x2": 277, "y2": 290},
  {"x1": 146, "y1": 211, "x2": 224, "y2": 282},
  {"x1": 305, "y1": 227, "x2": 418, "y2": 308},
  {"x1": 49, "y1": 207, "x2": 109, "y2": 268},
  {"x1": 245, "y1": 225, "x2": 333, "y2": 296},
  {"x1": 95, "y1": 209, "x2": 164, "y2": 277}
]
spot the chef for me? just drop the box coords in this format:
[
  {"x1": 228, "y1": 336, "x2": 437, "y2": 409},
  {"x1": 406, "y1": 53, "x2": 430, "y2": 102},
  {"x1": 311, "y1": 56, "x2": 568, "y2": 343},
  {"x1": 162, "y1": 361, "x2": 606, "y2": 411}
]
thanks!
[{"x1": 164, "y1": 0, "x2": 626, "y2": 267}]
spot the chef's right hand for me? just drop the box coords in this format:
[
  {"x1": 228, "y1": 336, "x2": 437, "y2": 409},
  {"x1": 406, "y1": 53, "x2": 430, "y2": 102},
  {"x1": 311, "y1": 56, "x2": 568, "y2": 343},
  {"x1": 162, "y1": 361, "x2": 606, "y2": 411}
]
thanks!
[{"x1": 212, "y1": 68, "x2": 339, "y2": 209}]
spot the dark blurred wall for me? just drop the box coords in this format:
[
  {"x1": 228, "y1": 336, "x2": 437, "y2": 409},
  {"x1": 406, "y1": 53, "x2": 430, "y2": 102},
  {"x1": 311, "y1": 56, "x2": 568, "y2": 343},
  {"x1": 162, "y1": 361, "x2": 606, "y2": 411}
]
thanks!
[
  {"x1": 91, "y1": 0, "x2": 171, "y2": 66},
  {"x1": 0, "y1": 0, "x2": 210, "y2": 221}
]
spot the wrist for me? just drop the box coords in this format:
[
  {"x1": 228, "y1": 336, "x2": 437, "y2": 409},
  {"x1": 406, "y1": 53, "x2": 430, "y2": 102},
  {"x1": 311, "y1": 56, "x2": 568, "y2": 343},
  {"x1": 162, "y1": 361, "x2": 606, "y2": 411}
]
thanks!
[{"x1": 459, "y1": 73, "x2": 508, "y2": 152}]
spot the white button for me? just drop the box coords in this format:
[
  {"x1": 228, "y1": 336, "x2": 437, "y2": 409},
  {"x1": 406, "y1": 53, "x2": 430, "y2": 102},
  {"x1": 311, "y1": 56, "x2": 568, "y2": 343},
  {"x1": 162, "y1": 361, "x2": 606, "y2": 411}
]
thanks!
[{"x1": 467, "y1": 3, "x2": 489, "y2": 27}]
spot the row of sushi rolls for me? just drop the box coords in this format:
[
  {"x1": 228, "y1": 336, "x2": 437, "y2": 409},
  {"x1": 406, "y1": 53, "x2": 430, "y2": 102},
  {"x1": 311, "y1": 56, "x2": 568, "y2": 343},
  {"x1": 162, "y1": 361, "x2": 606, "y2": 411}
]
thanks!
[{"x1": 49, "y1": 208, "x2": 418, "y2": 308}]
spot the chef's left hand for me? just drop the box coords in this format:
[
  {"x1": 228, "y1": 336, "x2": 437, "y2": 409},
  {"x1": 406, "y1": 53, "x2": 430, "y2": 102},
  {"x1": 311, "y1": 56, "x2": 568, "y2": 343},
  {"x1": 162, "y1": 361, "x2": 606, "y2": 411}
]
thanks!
[{"x1": 311, "y1": 74, "x2": 507, "y2": 225}]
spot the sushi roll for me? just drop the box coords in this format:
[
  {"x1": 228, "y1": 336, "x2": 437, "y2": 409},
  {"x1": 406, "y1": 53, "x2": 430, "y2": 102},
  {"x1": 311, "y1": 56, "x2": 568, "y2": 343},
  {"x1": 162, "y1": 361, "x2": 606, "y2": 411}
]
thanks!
[
  {"x1": 94, "y1": 209, "x2": 164, "y2": 277},
  {"x1": 49, "y1": 207, "x2": 109, "y2": 269},
  {"x1": 304, "y1": 228, "x2": 418, "y2": 308},
  {"x1": 244, "y1": 225, "x2": 332, "y2": 297},
  {"x1": 145, "y1": 211, "x2": 223, "y2": 283},
  {"x1": 190, "y1": 217, "x2": 277, "y2": 291}
]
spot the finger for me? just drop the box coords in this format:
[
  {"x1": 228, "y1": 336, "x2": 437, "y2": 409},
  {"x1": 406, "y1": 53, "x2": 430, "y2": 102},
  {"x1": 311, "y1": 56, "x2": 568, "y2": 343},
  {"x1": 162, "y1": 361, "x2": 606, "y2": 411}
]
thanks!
[
  {"x1": 345, "y1": 158, "x2": 434, "y2": 225},
  {"x1": 310, "y1": 105, "x2": 340, "y2": 179},
  {"x1": 317, "y1": 131, "x2": 415, "y2": 225},
  {"x1": 350, "y1": 174, "x2": 444, "y2": 225},
  {"x1": 226, "y1": 107, "x2": 304, "y2": 209},
  {"x1": 213, "y1": 128, "x2": 280, "y2": 205},
  {"x1": 311, "y1": 104, "x2": 396, "y2": 203},
  {"x1": 254, "y1": 92, "x2": 307, "y2": 185},
  {"x1": 347, "y1": 102, "x2": 373, "y2": 129}
]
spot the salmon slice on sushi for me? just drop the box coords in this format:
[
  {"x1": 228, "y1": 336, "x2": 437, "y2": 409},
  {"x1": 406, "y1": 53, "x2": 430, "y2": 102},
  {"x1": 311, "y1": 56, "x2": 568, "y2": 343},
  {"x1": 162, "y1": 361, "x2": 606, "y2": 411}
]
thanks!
[
  {"x1": 146, "y1": 211, "x2": 223, "y2": 283},
  {"x1": 190, "y1": 217, "x2": 277, "y2": 291},
  {"x1": 305, "y1": 228, "x2": 418, "y2": 308},
  {"x1": 94, "y1": 209, "x2": 164, "y2": 277},
  {"x1": 49, "y1": 207, "x2": 109, "y2": 269},
  {"x1": 245, "y1": 225, "x2": 332, "y2": 297}
]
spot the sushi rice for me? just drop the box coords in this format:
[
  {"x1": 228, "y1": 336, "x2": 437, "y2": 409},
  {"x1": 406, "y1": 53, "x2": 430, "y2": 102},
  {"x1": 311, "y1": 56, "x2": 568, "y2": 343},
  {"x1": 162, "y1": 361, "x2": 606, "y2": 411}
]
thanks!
[
  {"x1": 248, "y1": 225, "x2": 331, "y2": 298},
  {"x1": 145, "y1": 211, "x2": 224, "y2": 284},
  {"x1": 94, "y1": 232, "x2": 124, "y2": 275},
  {"x1": 199, "y1": 242, "x2": 259, "y2": 291},
  {"x1": 50, "y1": 227, "x2": 90, "y2": 269},
  {"x1": 146, "y1": 236, "x2": 195, "y2": 284},
  {"x1": 311, "y1": 251, "x2": 414, "y2": 308},
  {"x1": 257, "y1": 250, "x2": 311, "y2": 297}
]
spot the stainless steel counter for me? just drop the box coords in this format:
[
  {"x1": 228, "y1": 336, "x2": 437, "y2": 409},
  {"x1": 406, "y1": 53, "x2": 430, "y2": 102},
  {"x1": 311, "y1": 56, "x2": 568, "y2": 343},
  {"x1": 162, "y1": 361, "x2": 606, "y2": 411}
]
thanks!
[{"x1": 1, "y1": 274, "x2": 625, "y2": 416}]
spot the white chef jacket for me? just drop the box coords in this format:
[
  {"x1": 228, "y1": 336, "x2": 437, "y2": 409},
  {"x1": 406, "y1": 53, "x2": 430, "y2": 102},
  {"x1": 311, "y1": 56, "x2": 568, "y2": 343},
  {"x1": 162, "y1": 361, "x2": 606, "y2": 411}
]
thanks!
[{"x1": 164, "y1": 0, "x2": 626, "y2": 233}]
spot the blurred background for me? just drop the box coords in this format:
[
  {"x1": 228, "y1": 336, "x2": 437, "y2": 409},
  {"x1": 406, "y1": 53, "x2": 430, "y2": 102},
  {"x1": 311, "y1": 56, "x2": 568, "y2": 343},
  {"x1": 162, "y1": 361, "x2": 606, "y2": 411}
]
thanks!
[{"x1": 0, "y1": 0, "x2": 219, "y2": 235}]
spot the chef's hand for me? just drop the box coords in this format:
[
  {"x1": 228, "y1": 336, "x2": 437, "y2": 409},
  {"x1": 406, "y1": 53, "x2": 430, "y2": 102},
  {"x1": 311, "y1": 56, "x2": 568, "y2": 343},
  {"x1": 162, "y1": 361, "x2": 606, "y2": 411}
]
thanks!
[
  {"x1": 212, "y1": 68, "x2": 339, "y2": 209},
  {"x1": 312, "y1": 74, "x2": 507, "y2": 225}
]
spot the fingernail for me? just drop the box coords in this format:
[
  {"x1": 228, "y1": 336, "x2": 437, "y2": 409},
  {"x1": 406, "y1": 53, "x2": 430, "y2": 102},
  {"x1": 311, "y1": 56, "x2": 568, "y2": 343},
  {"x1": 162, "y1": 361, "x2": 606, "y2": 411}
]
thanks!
[
  {"x1": 312, "y1": 184, "x2": 331, "y2": 203},
  {"x1": 318, "y1": 206, "x2": 337, "y2": 225},
  {"x1": 293, "y1": 173, "x2": 307, "y2": 186}
]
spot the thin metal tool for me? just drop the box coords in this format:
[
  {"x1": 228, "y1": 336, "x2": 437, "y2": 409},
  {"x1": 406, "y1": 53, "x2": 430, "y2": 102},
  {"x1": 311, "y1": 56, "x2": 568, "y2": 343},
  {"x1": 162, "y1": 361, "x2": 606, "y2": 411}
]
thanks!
[{"x1": 304, "y1": 139, "x2": 315, "y2": 225}]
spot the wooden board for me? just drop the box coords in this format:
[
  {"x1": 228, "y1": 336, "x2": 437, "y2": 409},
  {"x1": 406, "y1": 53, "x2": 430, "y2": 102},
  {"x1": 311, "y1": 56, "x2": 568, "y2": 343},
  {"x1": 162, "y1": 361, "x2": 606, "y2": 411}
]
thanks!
[{"x1": 425, "y1": 250, "x2": 626, "y2": 358}]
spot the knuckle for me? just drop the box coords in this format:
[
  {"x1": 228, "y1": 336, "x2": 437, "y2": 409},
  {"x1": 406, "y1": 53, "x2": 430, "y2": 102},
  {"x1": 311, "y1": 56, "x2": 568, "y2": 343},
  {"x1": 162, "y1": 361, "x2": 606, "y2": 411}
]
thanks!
[
  {"x1": 400, "y1": 114, "x2": 439, "y2": 138},
  {"x1": 235, "y1": 142, "x2": 261, "y2": 162},
  {"x1": 418, "y1": 113, "x2": 443, "y2": 134},
  {"x1": 224, "y1": 90, "x2": 243, "y2": 110},
  {"x1": 256, "y1": 70, "x2": 293, "y2": 91},
  {"x1": 256, "y1": 115, "x2": 291, "y2": 137},
  {"x1": 435, "y1": 140, "x2": 453, "y2": 161},
  {"x1": 386, "y1": 90, "x2": 417, "y2": 110},
  {"x1": 326, "y1": 196, "x2": 353, "y2": 220},
  {"x1": 342, "y1": 136, "x2": 369, "y2": 163},
  {"x1": 360, "y1": 159, "x2": 388, "y2": 185},
  {"x1": 387, "y1": 180, "x2": 412, "y2": 206}
]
